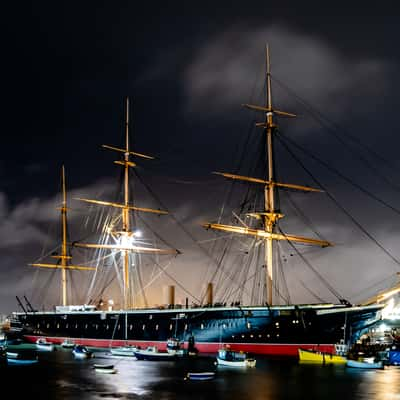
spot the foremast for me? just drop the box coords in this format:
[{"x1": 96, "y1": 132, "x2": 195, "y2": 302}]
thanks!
[
  {"x1": 74, "y1": 98, "x2": 178, "y2": 309},
  {"x1": 30, "y1": 166, "x2": 96, "y2": 306},
  {"x1": 204, "y1": 45, "x2": 332, "y2": 305}
]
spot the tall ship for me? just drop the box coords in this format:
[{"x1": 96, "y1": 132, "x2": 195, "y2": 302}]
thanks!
[{"x1": 11, "y1": 47, "x2": 395, "y2": 357}]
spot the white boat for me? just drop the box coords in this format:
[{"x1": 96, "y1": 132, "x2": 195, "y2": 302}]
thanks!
[
  {"x1": 186, "y1": 372, "x2": 215, "y2": 381},
  {"x1": 36, "y1": 338, "x2": 55, "y2": 351},
  {"x1": 166, "y1": 338, "x2": 185, "y2": 356},
  {"x1": 216, "y1": 348, "x2": 256, "y2": 368},
  {"x1": 134, "y1": 346, "x2": 177, "y2": 361},
  {"x1": 72, "y1": 345, "x2": 93, "y2": 359},
  {"x1": 110, "y1": 345, "x2": 136, "y2": 357},
  {"x1": 61, "y1": 339, "x2": 75, "y2": 348},
  {"x1": 346, "y1": 359, "x2": 384, "y2": 369},
  {"x1": 94, "y1": 363, "x2": 117, "y2": 373}
]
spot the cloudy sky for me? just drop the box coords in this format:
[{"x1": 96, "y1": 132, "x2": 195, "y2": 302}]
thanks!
[{"x1": 1, "y1": 2, "x2": 400, "y2": 314}]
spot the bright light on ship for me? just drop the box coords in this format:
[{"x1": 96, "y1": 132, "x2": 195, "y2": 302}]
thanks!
[
  {"x1": 378, "y1": 323, "x2": 388, "y2": 333},
  {"x1": 382, "y1": 297, "x2": 400, "y2": 320},
  {"x1": 120, "y1": 234, "x2": 134, "y2": 247},
  {"x1": 134, "y1": 230, "x2": 142, "y2": 238}
]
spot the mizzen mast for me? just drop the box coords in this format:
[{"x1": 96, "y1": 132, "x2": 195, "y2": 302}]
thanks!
[
  {"x1": 74, "y1": 98, "x2": 178, "y2": 309},
  {"x1": 30, "y1": 166, "x2": 96, "y2": 306},
  {"x1": 204, "y1": 45, "x2": 332, "y2": 305}
]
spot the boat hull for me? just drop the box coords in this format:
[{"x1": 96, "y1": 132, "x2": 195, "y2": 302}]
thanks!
[
  {"x1": 186, "y1": 372, "x2": 215, "y2": 380},
  {"x1": 12, "y1": 304, "x2": 382, "y2": 357},
  {"x1": 298, "y1": 348, "x2": 347, "y2": 364},
  {"x1": 346, "y1": 359, "x2": 383, "y2": 369}
]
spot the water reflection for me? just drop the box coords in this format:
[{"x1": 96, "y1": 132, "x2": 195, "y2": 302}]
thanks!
[{"x1": 3, "y1": 346, "x2": 400, "y2": 399}]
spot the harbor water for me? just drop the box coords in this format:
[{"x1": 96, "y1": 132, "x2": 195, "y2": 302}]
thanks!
[{"x1": 2, "y1": 344, "x2": 400, "y2": 399}]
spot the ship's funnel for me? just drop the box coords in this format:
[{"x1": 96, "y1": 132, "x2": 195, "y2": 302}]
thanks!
[
  {"x1": 164, "y1": 285, "x2": 175, "y2": 309},
  {"x1": 206, "y1": 283, "x2": 213, "y2": 306}
]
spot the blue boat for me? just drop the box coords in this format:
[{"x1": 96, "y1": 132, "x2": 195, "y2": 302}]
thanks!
[
  {"x1": 72, "y1": 345, "x2": 93, "y2": 359},
  {"x1": 186, "y1": 372, "x2": 215, "y2": 381},
  {"x1": 7, "y1": 357, "x2": 39, "y2": 365},
  {"x1": 346, "y1": 359, "x2": 383, "y2": 369},
  {"x1": 389, "y1": 350, "x2": 400, "y2": 365}
]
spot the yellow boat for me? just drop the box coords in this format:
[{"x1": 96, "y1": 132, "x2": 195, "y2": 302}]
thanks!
[{"x1": 298, "y1": 348, "x2": 347, "y2": 365}]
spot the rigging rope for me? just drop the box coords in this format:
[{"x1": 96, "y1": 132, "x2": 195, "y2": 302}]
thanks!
[{"x1": 277, "y1": 132, "x2": 400, "y2": 270}]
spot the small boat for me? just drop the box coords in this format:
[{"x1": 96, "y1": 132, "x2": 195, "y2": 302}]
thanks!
[
  {"x1": 6, "y1": 352, "x2": 19, "y2": 359},
  {"x1": 7, "y1": 357, "x2": 39, "y2": 365},
  {"x1": 216, "y1": 348, "x2": 256, "y2": 368},
  {"x1": 36, "y1": 338, "x2": 55, "y2": 351},
  {"x1": 298, "y1": 348, "x2": 347, "y2": 365},
  {"x1": 346, "y1": 359, "x2": 384, "y2": 369},
  {"x1": 134, "y1": 346, "x2": 177, "y2": 361},
  {"x1": 186, "y1": 372, "x2": 215, "y2": 381},
  {"x1": 72, "y1": 345, "x2": 93, "y2": 359},
  {"x1": 93, "y1": 363, "x2": 117, "y2": 373},
  {"x1": 166, "y1": 338, "x2": 185, "y2": 356},
  {"x1": 110, "y1": 345, "x2": 136, "y2": 357},
  {"x1": 389, "y1": 349, "x2": 400, "y2": 366},
  {"x1": 61, "y1": 339, "x2": 75, "y2": 348}
]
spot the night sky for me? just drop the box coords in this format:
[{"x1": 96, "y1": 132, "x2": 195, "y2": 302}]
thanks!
[{"x1": 2, "y1": 2, "x2": 400, "y2": 314}]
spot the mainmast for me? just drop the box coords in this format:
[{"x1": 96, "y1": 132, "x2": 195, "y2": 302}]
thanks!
[
  {"x1": 31, "y1": 166, "x2": 96, "y2": 306},
  {"x1": 74, "y1": 97, "x2": 178, "y2": 309},
  {"x1": 204, "y1": 45, "x2": 332, "y2": 305}
]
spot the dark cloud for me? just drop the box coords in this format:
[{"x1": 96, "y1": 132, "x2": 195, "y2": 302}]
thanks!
[{"x1": 1, "y1": 4, "x2": 400, "y2": 314}]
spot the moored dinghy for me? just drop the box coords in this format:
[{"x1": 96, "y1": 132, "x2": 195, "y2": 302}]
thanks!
[
  {"x1": 7, "y1": 357, "x2": 39, "y2": 365},
  {"x1": 72, "y1": 345, "x2": 93, "y2": 359},
  {"x1": 186, "y1": 372, "x2": 215, "y2": 381},
  {"x1": 94, "y1": 363, "x2": 117, "y2": 374},
  {"x1": 6, "y1": 349, "x2": 38, "y2": 365},
  {"x1": 61, "y1": 339, "x2": 75, "y2": 348},
  {"x1": 36, "y1": 338, "x2": 55, "y2": 351}
]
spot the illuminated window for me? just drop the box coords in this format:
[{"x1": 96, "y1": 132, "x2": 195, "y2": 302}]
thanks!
[
  {"x1": 142, "y1": 324, "x2": 146, "y2": 330},
  {"x1": 129, "y1": 324, "x2": 133, "y2": 330},
  {"x1": 155, "y1": 324, "x2": 159, "y2": 331}
]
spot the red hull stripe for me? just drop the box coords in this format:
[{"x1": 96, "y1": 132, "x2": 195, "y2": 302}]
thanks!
[{"x1": 24, "y1": 335, "x2": 335, "y2": 356}]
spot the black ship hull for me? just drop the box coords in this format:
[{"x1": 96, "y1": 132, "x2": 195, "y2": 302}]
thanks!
[{"x1": 12, "y1": 303, "x2": 382, "y2": 356}]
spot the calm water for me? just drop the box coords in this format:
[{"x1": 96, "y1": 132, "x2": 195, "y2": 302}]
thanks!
[{"x1": 2, "y1": 344, "x2": 400, "y2": 400}]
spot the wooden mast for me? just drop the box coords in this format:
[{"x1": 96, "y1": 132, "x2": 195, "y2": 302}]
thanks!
[
  {"x1": 123, "y1": 97, "x2": 131, "y2": 309},
  {"x1": 74, "y1": 97, "x2": 178, "y2": 309},
  {"x1": 61, "y1": 165, "x2": 68, "y2": 306},
  {"x1": 30, "y1": 166, "x2": 96, "y2": 307},
  {"x1": 204, "y1": 45, "x2": 332, "y2": 305}
]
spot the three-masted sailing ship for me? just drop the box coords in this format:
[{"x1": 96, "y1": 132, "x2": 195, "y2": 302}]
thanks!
[{"x1": 11, "y1": 48, "x2": 387, "y2": 356}]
